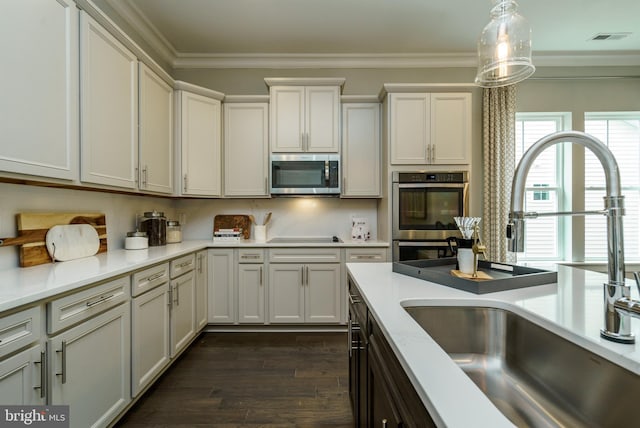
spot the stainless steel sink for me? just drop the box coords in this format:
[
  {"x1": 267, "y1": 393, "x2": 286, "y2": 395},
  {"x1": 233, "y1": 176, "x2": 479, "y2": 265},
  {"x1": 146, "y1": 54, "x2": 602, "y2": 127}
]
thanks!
[{"x1": 404, "y1": 305, "x2": 640, "y2": 427}]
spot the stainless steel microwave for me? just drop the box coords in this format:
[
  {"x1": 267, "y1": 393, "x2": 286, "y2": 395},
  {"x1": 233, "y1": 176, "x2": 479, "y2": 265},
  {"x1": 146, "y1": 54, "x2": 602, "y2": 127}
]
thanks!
[{"x1": 270, "y1": 154, "x2": 340, "y2": 196}]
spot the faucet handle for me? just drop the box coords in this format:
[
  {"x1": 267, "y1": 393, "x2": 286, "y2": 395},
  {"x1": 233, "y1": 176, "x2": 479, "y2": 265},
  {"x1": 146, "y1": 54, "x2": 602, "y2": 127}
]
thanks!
[{"x1": 634, "y1": 272, "x2": 640, "y2": 296}]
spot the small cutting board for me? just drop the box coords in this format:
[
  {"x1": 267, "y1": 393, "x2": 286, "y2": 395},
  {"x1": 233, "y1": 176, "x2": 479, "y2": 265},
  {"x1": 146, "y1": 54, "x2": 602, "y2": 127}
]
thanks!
[
  {"x1": 46, "y1": 224, "x2": 100, "y2": 262},
  {"x1": 0, "y1": 212, "x2": 107, "y2": 267}
]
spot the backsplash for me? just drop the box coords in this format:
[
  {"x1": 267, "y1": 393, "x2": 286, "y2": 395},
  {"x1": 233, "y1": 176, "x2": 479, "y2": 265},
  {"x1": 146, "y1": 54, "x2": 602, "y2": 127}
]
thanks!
[
  {"x1": 176, "y1": 197, "x2": 378, "y2": 242},
  {"x1": 0, "y1": 182, "x2": 378, "y2": 270},
  {"x1": 0, "y1": 182, "x2": 175, "y2": 270}
]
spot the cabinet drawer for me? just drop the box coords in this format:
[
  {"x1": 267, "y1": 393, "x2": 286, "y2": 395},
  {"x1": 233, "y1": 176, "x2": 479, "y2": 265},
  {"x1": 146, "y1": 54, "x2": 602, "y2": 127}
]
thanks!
[
  {"x1": 345, "y1": 248, "x2": 387, "y2": 263},
  {"x1": 131, "y1": 263, "x2": 169, "y2": 297},
  {"x1": 269, "y1": 248, "x2": 341, "y2": 264},
  {"x1": 47, "y1": 276, "x2": 130, "y2": 334},
  {"x1": 170, "y1": 253, "x2": 196, "y2": 279},
  {"x1": 238, "y1": 249, "x2": 265, "y2": 264},
  {"x1": 0, "y1": 306, "x2": 42, "y2": 359}
]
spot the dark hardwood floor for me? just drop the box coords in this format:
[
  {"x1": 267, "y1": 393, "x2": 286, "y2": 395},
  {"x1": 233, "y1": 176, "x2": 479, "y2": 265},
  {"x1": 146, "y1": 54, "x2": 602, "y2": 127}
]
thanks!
[{"x1": 116, "y1": 332, "x2": 353, "y2": 427}]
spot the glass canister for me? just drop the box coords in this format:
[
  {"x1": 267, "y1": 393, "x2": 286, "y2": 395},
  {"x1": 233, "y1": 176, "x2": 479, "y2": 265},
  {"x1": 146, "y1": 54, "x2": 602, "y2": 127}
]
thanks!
[
  {"x1": 140, "y1": 211, "x2": 166, "y2": 246},
  {"x1": 166, "y1": 220, "x2": 182, "y2": 243}
]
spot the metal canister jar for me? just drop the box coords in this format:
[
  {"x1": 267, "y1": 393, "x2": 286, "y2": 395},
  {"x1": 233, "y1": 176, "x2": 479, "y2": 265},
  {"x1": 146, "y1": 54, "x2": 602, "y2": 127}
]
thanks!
[{"x1": 140, "y1": 211, "x2": 166, "y2": 246}]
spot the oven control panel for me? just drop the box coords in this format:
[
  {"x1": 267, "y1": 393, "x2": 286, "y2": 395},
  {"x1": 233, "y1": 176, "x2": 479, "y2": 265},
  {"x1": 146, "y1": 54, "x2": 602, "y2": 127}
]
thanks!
[{"x1": 394, "y1": 171, "x2": 468, "y2": 183}]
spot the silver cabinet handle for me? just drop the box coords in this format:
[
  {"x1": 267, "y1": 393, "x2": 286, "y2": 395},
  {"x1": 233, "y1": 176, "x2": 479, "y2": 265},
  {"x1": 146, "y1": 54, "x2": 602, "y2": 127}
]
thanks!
[
  {"x1": 265, "y1": 177, "x2": 268, "y2": 193},
  {"x1": 135, "y1": 166, "x2": 139, "y2": 185},
  {"x1": 56, "y1": 341, "x2": 67, "y2": 384},
  {"x1": 300, "y1": 267, "x2": 304, "y2": 286},
  {"x1": 305, "y1": 266, "x2": 309, "y2": 286},
  {"x1": 198, "y1": 254, "x2": 203, "y2": 273},
  {"x1": 241, "y1": 254, "x2": 260, "y2": 260},
  {"x1": 34, "y1": 344, "x2": 47, "y2": 398},
  {"x1": 259, "y1": 266, "x2": 263, "y2": 286},
  {"x1": 86, "y1": 294, "x2": 115, "y2": 307},
  {"x1": 147, "y1": 272, "x2": 165, "y2": 282},
  {"x1": 183, "y1": 174, "x2": 188, "y2": 192},
  {"x1": 168, "y1": 287, "x2": 173, "y2": 307},
  {"x1": 174, "y1": 284, "x2": 179, "y2": 306},
  {"x1": 142, "y1": 165, "x2": 148, "y2": 187},
  {"x1": 348, "y1": 293, "x2": 361, "y2": 305}
]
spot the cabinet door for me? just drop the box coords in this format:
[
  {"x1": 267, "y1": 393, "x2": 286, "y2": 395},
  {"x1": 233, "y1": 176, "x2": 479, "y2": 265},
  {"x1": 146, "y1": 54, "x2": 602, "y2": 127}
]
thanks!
[
  {"x1": 131, "y1": 283, "x2": 170, "y2": 397},
  {"x1": 430, "y1": 93, "x2": 472, "y2": 164},
  {"x1": 139, "y1": 63, "x2": 173, "y2": 194},
  {"x1": 342, "y1": 103, "x2": 381, "y2": 197},
  {"x1": 368, "y1": 341, "x2": 404, "y2": 428},
  {"x1": 0, "y1": 345, "x2": 45, "y2": 405},
  {"x1": 224, "y1": 103, "x2": 269, "y2": 196},
  {"x1": 268, "y1": 264, "x2": 305, "y2": 323},
  {"x1": 49, "y1": 302, "x2": 131, "y2": 428},
  {"x1": 80, "y1": 12, "x2": 138, "y2": 189},
  {"x1": 0, "y1": 0, "x2": 78, "y2": 180},
  {"x1": 238, "y1": 264, "x2": 265, "y2": 323},
  {"x1": 305, "y1": 264, "x2": 341, "y2": 323},
  {"x1": 170, "y1": 272, "x2": 195, "y2": 357},
  {"x1": 195, "y1": 251, "x2": 208, "y2": 330},
  {"x1": 389, "y1": 93, "x2": 430, "y2": 165},
  {"x1": 306, "y1": 86, "x2": 340, "y2": 153},
  {"x1": 179, "y1": 91, "x2": 222, "y2": 196},
  {"x1": 208, "y1": 249, "x2": 236, "y2": 323},
  {"x1": 270, "y1": 87, "x2": 305, "y2": 152}
]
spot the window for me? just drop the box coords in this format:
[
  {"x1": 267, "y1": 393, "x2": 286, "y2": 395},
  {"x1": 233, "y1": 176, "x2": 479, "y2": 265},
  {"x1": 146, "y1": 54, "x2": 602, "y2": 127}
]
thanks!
[
  {"x1": 584, "y1": 113, "x2": 640, "y2": 261},
  {"x1": 514, "y1": 113, "x2": 570, "y2": 260}
]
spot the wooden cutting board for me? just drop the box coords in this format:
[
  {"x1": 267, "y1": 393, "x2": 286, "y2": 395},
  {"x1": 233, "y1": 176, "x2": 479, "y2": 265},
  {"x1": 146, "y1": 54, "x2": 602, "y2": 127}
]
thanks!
[
  {"x1": 0, "y1": 213, "x2": 107, "y2": 267},
  {"x1": 213, "y1": 215, "x2": 251, "y2": 239}
]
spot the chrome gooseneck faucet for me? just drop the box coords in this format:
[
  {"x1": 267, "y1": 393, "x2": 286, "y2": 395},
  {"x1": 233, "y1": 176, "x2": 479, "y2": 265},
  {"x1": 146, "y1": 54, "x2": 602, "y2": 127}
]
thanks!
[{"x1": 507, "y1": 130, "x2": 639, "y2": 344}]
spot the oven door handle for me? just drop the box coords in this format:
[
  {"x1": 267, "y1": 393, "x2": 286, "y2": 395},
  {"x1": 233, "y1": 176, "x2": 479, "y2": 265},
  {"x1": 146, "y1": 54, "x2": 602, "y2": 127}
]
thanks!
[
  {"x1": 397, "y1": 183, "x2": 466, "y2": 189},
  {"x1": 397, "y1": 241, "x2": 455, "y2": 247}
]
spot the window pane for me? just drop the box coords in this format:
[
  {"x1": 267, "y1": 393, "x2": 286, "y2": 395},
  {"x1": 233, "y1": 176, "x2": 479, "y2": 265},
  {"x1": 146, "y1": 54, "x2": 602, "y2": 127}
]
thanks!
[
  {"x1": 584, "y1": 115, "x2": 640, "y2": 260},
  {"x1": 515, "y1": 115, "x2": 565, "y2": 260}
]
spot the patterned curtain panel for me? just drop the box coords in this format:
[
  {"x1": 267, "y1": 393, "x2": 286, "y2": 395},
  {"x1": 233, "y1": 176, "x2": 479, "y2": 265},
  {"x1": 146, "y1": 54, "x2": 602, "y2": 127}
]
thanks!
[{"x1": 482, "y1": 86, "x2": 516, "y2": 263}]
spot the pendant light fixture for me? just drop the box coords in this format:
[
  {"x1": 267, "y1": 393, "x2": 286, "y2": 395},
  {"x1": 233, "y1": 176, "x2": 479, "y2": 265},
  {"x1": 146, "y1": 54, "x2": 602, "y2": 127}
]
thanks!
[{"x1": 475, "y1": 0, "x2": 535, "y2": 87}]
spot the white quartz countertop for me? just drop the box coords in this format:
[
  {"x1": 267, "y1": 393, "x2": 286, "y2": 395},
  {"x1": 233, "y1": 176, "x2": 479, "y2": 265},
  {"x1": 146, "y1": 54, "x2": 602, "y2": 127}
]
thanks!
[
  {"x1": 0, "y1": 239, "x2": 388, "y2": 313},
  {"x1": 346, "y1": 262, "x2": 640, "y2": 428}
]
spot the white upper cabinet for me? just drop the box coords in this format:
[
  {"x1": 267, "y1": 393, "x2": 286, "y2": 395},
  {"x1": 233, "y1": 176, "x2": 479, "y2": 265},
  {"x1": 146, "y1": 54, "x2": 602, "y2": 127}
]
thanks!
[
  {"x1": 223, "y1": 100, "x2": 269, "y2": 197},
  {"x1": 138, "y1": 63, "x2": 173, "y2": 194},
  {"x1": 80, "y1": 12, "x2": 139, "y2": 189},
  {"x1": 341, "y1": 102, "x2": 381, "y2": 197},
  {"x1": 176, "y1": 84, "x2": 223, "y2": 197},
  {"x1": 388, "y1": 91, "x2": 471, "y2": 165},
  {"x1": 267, "y1": 78, "x2": 344, "y2": 153},
  {"x1": 430, "y1": 93, "x2": 472, "y2": 164},
  {"x1": 0, "y1": 0, "x2": 79, "y2": 181}
]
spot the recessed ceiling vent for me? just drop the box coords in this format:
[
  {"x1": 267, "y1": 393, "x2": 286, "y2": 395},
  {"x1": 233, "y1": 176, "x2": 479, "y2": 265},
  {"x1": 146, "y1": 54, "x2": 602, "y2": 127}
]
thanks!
[{"x1": 589, "y1": 32, "x2": 631, "y2": 41}]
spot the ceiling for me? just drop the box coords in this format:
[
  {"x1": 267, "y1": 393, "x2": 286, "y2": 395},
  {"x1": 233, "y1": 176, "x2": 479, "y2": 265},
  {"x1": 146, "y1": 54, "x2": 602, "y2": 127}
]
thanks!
[{"x1": 104, "y1": 0, "x2": 640, "y2": 69}]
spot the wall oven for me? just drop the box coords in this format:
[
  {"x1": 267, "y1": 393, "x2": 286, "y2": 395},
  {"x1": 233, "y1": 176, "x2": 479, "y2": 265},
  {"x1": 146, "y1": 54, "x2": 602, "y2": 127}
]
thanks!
[
  {"x1": 270, "y1": 153, "x2": 340, "y2": 195},
  {"x1": 392, "y1": 171, "x2": 468, "y2": 262}
]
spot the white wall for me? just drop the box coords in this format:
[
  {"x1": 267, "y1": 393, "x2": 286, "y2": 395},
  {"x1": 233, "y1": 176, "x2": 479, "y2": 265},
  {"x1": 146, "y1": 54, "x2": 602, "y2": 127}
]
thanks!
[
  {"x1": 0, "y1": 182, "x2": 176, "y2": 270},
  {"x1": 176, "y1": 197, "x2": 378, "y2": 242}
]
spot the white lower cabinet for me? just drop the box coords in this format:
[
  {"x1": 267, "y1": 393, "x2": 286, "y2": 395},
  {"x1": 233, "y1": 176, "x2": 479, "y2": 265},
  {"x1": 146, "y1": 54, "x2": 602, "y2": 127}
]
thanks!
[
  {"x1": 170, "y1": 271, "x2": 196, "y2": 356},
  {"x1": 208, "y1": 249, "x2": 236, "y2": 323},
  {"x1": 131, "y1": 283, "x2": 170, "y2": 397},
  {"x1": 269, "y1": 263, "x2": 341, "y2": 323},
  {"x1": 238, "y1": 266, "x2": 265, "y2": 324},
  {"x1": 268, "y1": 247, "x2": 342, "y2": 324},
  {"x1": 49, "y1": 302, "x2": 131, "y2": 428},
  {"x1": 0, "y1": 344, "x2": 46, "y2": 405},
  {"x1": 195, "y1": 250, "x2": 208, "y2": 330}
]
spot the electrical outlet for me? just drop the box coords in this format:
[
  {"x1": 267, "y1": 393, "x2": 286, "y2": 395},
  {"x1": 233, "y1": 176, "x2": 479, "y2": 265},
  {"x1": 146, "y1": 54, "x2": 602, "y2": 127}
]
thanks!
[{"x1": 179, "y1": 212, "x2": 187, "y2": 225}]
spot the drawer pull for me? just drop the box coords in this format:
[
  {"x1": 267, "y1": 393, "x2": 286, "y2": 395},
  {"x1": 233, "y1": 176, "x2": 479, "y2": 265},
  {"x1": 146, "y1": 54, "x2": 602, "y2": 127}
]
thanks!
[
  {"x1": 56, "y1": 341, "x2": 66, "y2": 384},
  {"x1": 348, "y1": 294, "x2": 361, "y2": 305},
  {"x1": 355, "y1": 255, "x2": 377, "y2": 259},
  {"x1": 86, "y1": 294, "x2": 115, "y2": 307},
  {"x1": 178, "y1": 261, "x2": 192, "y2": 268},
  {"x1": 33, "y1": 346, "x2": 47, "y2": 398},
  {"x1": 241, "y1": 254, "x2": 260, "y2": 259},
  {"x1": 146, "y1": 272, "x2": 165, "y2": 282}
]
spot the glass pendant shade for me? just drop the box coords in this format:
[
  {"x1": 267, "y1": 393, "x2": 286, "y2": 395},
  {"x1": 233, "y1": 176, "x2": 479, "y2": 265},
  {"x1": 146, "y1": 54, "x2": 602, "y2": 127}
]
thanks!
[{"x1": 475, "y1": 0, "x2": 535, "y2": 87}]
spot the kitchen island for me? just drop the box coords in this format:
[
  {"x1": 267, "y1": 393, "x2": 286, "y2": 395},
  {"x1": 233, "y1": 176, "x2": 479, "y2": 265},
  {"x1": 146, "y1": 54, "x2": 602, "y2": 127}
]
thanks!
[{"x1": 347, "y1": 262, "x2": 640, "y2": 427}]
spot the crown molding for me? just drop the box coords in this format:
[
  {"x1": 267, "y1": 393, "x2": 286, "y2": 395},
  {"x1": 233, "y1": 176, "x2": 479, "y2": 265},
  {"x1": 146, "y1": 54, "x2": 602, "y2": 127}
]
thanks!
[
  {"x1": 105, "y1": 0, "x2": 176, "y2": 66},
  {"x1": 172, "y1": 53, "x2": 479, "y2": 69},
  {"x1": 532, "y1": 51, "x2": 640, "y2": 67}
]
